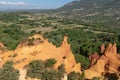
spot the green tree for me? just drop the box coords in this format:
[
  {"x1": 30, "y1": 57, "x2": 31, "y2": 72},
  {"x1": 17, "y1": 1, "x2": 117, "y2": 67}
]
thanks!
[
  {"x1": 92, "y1": 77, "x2": 100, "y2": 80},
  {"x1": 0, "y1": 62, "x2": 20, "y2": 80},
  {"x1": 74, "y1": 54, "x2": 90, "y2": 70},
  {"x1": 57, "y1": 64, "x2": 66, "y2": 79},
  {"x1": 44, "y1": 69, "x2": 59, "y2": 80},
  {"x1": 26, "y1": 60, "x2": 45, "y2": 79},
  {"x1": 68, "y1": 72, "x2": 81, "y2": 80},
  {"x1": 44, "y1": 59, "x2": 57, "y2": 68}
]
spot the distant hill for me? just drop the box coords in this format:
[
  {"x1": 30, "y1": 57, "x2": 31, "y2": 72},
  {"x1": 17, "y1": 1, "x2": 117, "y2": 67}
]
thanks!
[
  {"x1": 57, "y1": 0, "x2": 120, "y2": 28},
  {"x1": 58, "y1": 0, "x2": 119, "y2": 10}
]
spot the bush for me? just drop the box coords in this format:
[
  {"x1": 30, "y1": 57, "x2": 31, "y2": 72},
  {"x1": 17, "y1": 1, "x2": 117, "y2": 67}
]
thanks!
[
  {"x1": 45, "y1": 59, "x2": 57, "y2": 68},
  {"x1": 0, "y1": 25, "x2": 29, "y2": 50},
  {"x1": 44, "y1": 70, "x2": 59, "y2": 80},
  {"x1": 26, "y1": 60, "x2": 45, "y2": 79},
  {"x1": 57, "y1": 64, "x2": 65, "y2": 78},
  {"x1": 0, "y1": 62, "x2": 20, "y2": 80},
  {"x1": 68, "y1": 71, "x2": 86, "y2": 80},
  {"x1": 92, "y1": 77, "x2": 100, "y2": 80},
  {"x1": 68, "y1": 72, "x2": 81, "y2": 80},
  {"x1": 74, "y1": 54, "x2": 90, "y2": 70},
  {"x1": 27, "y1": 60, "x2": 66, "y2": 80}
]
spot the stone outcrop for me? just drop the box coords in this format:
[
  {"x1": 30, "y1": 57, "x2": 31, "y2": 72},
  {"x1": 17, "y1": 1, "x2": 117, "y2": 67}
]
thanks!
[
  {"x1": 85, "y1": 43, "x2": 120, "y2": 79},
  {"x1": 0, "y1": 42, "x2": 7, "y2": 67},
  {"x1": 0, "y1": 42, "x2": 6, "y2": 54},
  {"x1": 0, "y1": 42, "x2": 5, "y2": 48},
  {"x1": 89, "y1": 53, "x2": 99, "y2": 66},
  {"x1": 0, "y1": 34, "x2": 81, "y2": 80},
  {"x1": 100, "y1": 43, "x2": 105, "y2": 54}
]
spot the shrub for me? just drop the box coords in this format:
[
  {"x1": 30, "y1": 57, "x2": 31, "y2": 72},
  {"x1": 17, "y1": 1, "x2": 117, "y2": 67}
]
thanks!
[
  {"x1": 26, "y1": 60, "x2": 45, "y2": 79},
  {"x1": 45, "y1": 59, "x2": 57, "y2": 68},
  {"x1": 0, "y1": 61, "x2": 20, "y2": 80},
  {"x1": 68, "y1": 72, "x2": 81, "y2": 80},
  {"x1": 57, "y1": 64, "x2": 65, "y2": 78},
  {"x1": 74, "y1": 54, "x2": 90, "y2": 70},
  {"x1": 92, "y1": 77, "x2": 100, "y2": 80},
  {"x1": 44, "y1": 70, "x2": 59, "y2": 80}
]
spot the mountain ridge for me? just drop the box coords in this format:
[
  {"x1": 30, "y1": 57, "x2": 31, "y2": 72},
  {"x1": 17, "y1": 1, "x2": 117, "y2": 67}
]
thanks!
[
  {"x1": 56, "y1": 0, "x2": 120, "y2": 28},
  {"x1": 58, "y1": 0, "x2": 119, "y2": 10}
]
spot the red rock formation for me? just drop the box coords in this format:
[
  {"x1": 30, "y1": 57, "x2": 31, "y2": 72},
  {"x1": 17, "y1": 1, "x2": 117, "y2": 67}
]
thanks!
[
  {"x1": 100, "y1": 43, "x2": 105, "y2": 54},
  {"x1": 104, "y1": 44, "x2": 120, "y2": 74},
  {"x1": 85, "y1": 59, "x2": 106, "y2": 79},
  {"x1": 85, "y1": 43, "x2": 120, "y2": 79},
  {"x1": 89, "y1": 53, "x2": 99, "y2": 66},
  {"x1": 0, "y1": 42, "x2": 7, "y2": 67},
  {"x1": 0, "y1": 42, "x2": 6, "y2": 54}
]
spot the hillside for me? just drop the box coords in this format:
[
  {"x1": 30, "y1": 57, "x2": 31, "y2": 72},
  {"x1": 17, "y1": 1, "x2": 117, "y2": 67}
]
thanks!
[
  {"x1": 57, "y1": 0, "x2": 120, "y2": 28},
  {"x1": 58, "y1": 0, "x2": 112, "y2": 10},
  {"x1": 58, "y1": 0, "x2": 120, "y2": 10}
]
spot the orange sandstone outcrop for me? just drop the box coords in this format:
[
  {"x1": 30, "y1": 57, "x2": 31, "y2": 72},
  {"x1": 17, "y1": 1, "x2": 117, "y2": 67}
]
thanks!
[
  {"x1": 89, "y1": 53, "x2": 99, "y2": 66},
  {"x1": 0, "y1": 42, "x2": 7, "y2": 67},
  {"x1": 0, "y1": 42, "x2": 5, "y2": 48},
  {"x1": 100, "y1": 43, "x2": 105, "y2": 54},
  {"x1": 85, "y1": 43, "x2": 120, "y2": 79},
  {"x1": 0, "y1": 42, "x2": 6, "y2": 54},
  {"x1": 0, "y1": 34, "x2": 81, "y2": 74}
]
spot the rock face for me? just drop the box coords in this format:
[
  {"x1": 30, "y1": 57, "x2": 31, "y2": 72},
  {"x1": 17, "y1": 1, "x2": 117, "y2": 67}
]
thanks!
[
  {"x1": 0, "y1": 34, "x2": 81, "y2": 80},
  {"x1": 85, "y1": 43, "x2": 120, "y2": 79},
  {"x1": 89, "y1": 53, "x2": 99, "y2": 66},
  {"x1": 0, "y1": 42, "x2": 7, "y2": 67},
  {"x1": 100, "y1": 43, "x2": 105, "y2": 54},
  {"x1": 0, "y1": 42, "x2": 6, "y2": 54}
]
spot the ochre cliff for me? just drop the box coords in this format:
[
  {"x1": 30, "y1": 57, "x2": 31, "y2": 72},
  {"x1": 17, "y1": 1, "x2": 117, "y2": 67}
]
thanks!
[
  {"x1": 0, "y1": 42, "x2": 7, "y2": 67},
  {"x1": 85, "y1": 43, "x2": 120, "y2": 79},
  {"x1": 0, "y1": 34, "x2": 81, "y2": 75},
  {"x1": 0, "y1": 42, "x2": 7, "y2": 54}
]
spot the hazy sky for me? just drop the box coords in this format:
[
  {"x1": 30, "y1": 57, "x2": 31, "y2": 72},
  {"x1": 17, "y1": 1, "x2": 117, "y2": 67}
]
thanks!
[{"x1": 0, "y1": 0, "x2": 73, "y2": 9}]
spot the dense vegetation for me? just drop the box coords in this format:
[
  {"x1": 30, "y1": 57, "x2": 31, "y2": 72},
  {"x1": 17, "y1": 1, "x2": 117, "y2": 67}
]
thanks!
[
  {"x1": 26, "y1": 59, "x2": 65, "y2": 80},
  {"x1": 0, "y1": 62, "x2": 19, "y2": 80},
  {"x1": 26, "y1": 59, "x2": 86, "y2": 80},
  {"x1": 0, "y1": 25, "x2": 29, "y2": 50}
]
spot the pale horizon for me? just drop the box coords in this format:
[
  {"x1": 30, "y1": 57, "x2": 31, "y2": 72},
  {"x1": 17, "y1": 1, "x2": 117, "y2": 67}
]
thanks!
[{"x1": 0, "y1": 0, "x2": 73, "y2": 10}]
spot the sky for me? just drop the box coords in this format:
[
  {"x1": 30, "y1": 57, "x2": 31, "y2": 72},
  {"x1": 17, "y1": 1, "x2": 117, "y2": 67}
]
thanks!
[{"x1": 0, "y1": 0, "x2": 73, "y2": 10}]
